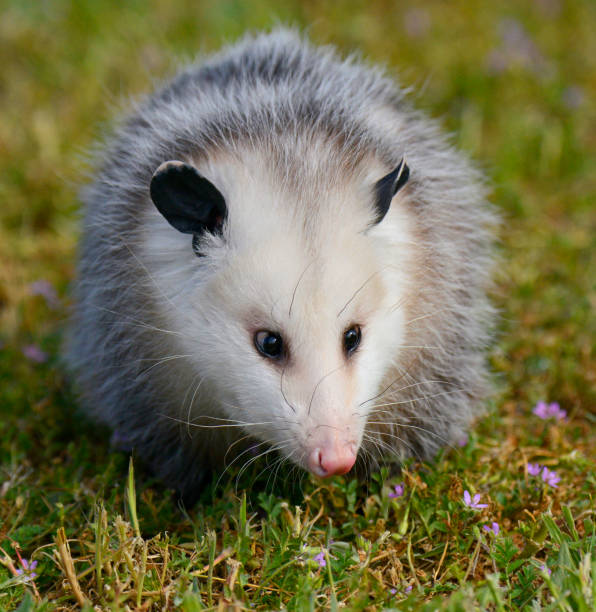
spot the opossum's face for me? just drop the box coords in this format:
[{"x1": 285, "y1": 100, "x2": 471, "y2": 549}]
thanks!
[{"x1": 149, "y1": 158, "x2": 412, "y2": 478}]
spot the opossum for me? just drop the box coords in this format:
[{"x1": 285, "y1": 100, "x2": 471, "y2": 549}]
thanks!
[{"x1": 68, "y1": 29, "x2": 497, "y2": 502}]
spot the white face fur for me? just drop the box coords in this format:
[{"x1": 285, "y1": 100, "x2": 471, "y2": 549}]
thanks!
[{"x1": 142, "y1": 147, "x2": 413, "y2": 477}]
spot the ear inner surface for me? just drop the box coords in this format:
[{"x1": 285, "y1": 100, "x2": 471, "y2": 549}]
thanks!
[
  {"x1": 150, "y1": 161, "x2": 227, "y2": 235},
  {"x1": 372, "y1": 158, "x2": 410, "y2": 225}
]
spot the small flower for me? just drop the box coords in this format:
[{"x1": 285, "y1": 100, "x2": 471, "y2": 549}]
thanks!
[
  {"x1": 405, "y1": 585, "x2": 413, "y2": 593},
  {"x1": 389, "y1": 483, "x2": 405, "y2": 498},
  {"x1": 562, "y1": 85, "x2": 585, "y2": 110},
  {"x1": 457, "y1": 434, "x2": 469, "y2": 447},
  {"x1": 313, "y1": 550, "x2": 326, "y2": 568},
  {"x1": 403, "y1": 8, "x2": 430, "y2": 39},
  {"x1": 389, "y1": 588, "x2": 397, "y2": 595},
  {"x1": 16, "y1": 559, "x2": 38, "y2": 580},
  {"x1": 29, "y1": 280, "x2": 60, "y2": 308},
  {"x1": 540, "y1": 467, "x2": 560, "y2": 488},
  {"x1": 540, "y1": 563, "x2": 552, "y2": 576},
  {"x1": 547, "y1": 403, "x2": 567, "y2": 421},
  {"x1": 463, "y1": 490, "x2": 488, "y2": 509},
  {"x1": 532, "y1": 401, "x2": 550, "y2": 419},
  {"x1": 483, "y1": 522, "x2": 500, "y2": 536},
  {"x1": 527, "y1": 462, "x2": 542, "y2": 476},
  {"x1": 22, "y1": 344, "x2": 48, "y2": 363},
  {"x1": 532, "y1": 401, "x2": 566, "y2": 421}
]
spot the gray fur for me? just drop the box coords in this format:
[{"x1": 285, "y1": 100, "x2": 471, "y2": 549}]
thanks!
[{"x1": 67, "y1": 29, "x2": 498, "y2": 500}]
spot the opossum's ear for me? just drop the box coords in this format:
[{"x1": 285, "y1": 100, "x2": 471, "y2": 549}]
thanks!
[
  {"x1": 150, "y1": 161, "x2": 227, "y2": 236},
  {"x1": 372, "y1": 158, "x2": 410, "y2": 225}
]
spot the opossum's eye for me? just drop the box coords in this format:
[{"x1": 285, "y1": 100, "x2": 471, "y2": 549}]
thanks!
[
  {"x1": 343, "y1": 324, "x2": 362, "y2": 356},
  {"x1": 372, "y1": 158, "x2": 410, "y2": 225},
  {"x1": 254, "y1": 330, "x2": 284, "y2": 359}
]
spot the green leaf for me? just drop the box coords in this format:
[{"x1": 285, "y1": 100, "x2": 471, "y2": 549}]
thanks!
[
  {"x1": 562, "y1": 506, "x2": 579, "y2": 541},
  {"x1": 181, "y1": 590, "x2": 206, "y2": 611},
  {"x1": 15, "y1": 592, "x2": 34, "y2": 612}
]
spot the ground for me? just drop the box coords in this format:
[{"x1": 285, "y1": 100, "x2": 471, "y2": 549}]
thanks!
[{"x1": 0, "y1": 1, "x2": 594, "y2": 610}]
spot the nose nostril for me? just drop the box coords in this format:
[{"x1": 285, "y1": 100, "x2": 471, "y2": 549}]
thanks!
[
  {"x1": 307, "y1": 443, "x2": 357, "y2": 477},
  {"x1": 308, "y1": 448, "x2": 328, "y2": 477}
]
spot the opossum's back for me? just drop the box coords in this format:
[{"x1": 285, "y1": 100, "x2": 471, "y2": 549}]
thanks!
[{"x1": 90, "y1": 29, "x2": 403, "y2": 209}]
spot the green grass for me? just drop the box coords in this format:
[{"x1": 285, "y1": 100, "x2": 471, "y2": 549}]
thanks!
[{"x1": 1, "y1": 1, "x2": 595, "y2": 610}]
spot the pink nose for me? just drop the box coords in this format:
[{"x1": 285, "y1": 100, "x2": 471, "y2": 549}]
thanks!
[{"x1": 308, "y1": 443, "x2": 357, "y2": 477}]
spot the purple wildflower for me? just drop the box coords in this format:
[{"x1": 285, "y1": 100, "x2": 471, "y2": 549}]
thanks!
[
  {"x1": 487, "y1": 18, "x2": 547, "y2": 76},
  {"x1": 527, "y1": 462, "x2": 542, "y2": 476},
  {"x1": 22, "y1": 344, "x2": 48, "y2": 363},
  {"x1": 540, "y1": 467, "x2": 560, "y2": 488},
  {"x1": 390, "y1": 588, "x2": 397, "y2": 595},
  {"x1": 562, "y1": 85, "x2": 585, "y2": 110},
  {"x1": 486, "y1": 49, "x2": 508, "y2": 74},
  {"x1": 532, "y1": 401, "x2": 550, "y2": 419},
  {"x1": 389, "y1": 483, "x2": 405, "y2": 498},
  {"x1": 547, "y1": 403, "x2": 566, "y2": 421},
  {"x1": 483, "y1": 522, "x2": 500, "y2": 536},
  {"x1": 540, "y1": 563, "x2": 552, "y2": 576},
  {"x1": 313, "y1": 550, "x2": 326, "y2": 568},
  {"x1": 16, "y1": 559, "x2": 38, "y2": 580},
  {"x1": 532, "y1": 401, "x2": 566, "y2": 421},
  {"x1": 535, "y1": 0, "x2": 561, "y2": 18},
  {"x1": 463, "y1": 490, "x2": 488, "y2": 509},
  {"x1": 499, "y1": 19, "x2": 546, "y2": 72},
  {"x1": 457, "y1": 434, "x2": 469, "y2": 447},
  {"x1": 403, "y1": 9, "x2": 430, "y2": 39},
  {"x1": 405, "y1": 585, "x2": 413, "y2": 593},
  {"x1": 29, "y1": 280, "x2": 60, "y2": 308}
]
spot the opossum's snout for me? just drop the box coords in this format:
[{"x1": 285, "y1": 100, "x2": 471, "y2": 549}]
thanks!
[
  {"x1": 251, "y1": 323, "x2": 365, "y2": 478},
  {"x1": 307, "y1": 437, "x2": 358, "y2": 477}
]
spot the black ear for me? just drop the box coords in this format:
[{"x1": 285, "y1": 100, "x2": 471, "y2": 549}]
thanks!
[
  {"x1": 372, "y1": 158, "x2": 410, "y2": 225},
  {"x1": 150, "y1": 161, "x2": 227, "y2": 236}
]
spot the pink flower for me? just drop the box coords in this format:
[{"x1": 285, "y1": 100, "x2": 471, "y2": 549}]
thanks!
[
  {"x1": 547, "y1": 403, "x2": 567, "y2": 420},
  {"x1": 527, "y1": 462, "x2": 542, "y2": 476},
  {"x1": 16, "y1": 558, "x2": 38, "y2": 580},
  {"x1": 389, "y1": 483, "x2": 405, "y2": 498},
  {"x1": 463, "y1": 490, "x2": 488, "y2": 509},
  {"x1": 540, "y1": 563, "x2": 552, "y2": 576},
  {"x1": 403, "y1": 9, "x2": 430, "y2": 39},
  {"x1": 29, "y1": 279, "x2": 60, "y2": 308},
  {"x1": 22, "y1": 344, "x2": 48, "y2": 363},
  {"x1": 483, "y1": 522, "x2": 500, "y2": 536},
  {"x1": 562, "y1": 85, "x2": 585, "y2": 110},
  {"x1": 540, "y1": 467, "x2": 560, "y2": 488},
  {"x1": 457, "y1": 435, "x2": 469, "y2": 447},
  {"x1": 532, "y1": 401, "x2": 549, "y2": 418},
  {"x1": 532, "y1": 401, "x2": 566, "y2": 421},
  {"x1": 313, "y1": 550, "x2": 326, "y2": 568}
]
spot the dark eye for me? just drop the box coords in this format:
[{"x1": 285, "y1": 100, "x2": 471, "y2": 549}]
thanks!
[
  {"x1": 343, "y1": 324, "x2": 362, "y2": 356},
  {"x1": 254, "y1": 330, "x2": 284, "y2": 359}
]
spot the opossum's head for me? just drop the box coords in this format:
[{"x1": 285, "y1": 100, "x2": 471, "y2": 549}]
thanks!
[{"x1": 148, "y1": 153, "x2": 412, "y2": 478}]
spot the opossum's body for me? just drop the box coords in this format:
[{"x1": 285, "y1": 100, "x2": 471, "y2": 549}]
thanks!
[{"x1": 68, "y1": 29, "x2": 496, "y2": 500}]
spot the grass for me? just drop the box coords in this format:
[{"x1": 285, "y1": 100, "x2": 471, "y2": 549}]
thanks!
[{"x1": 1, "y1": 0, "x2": 595, "y2": 609}]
